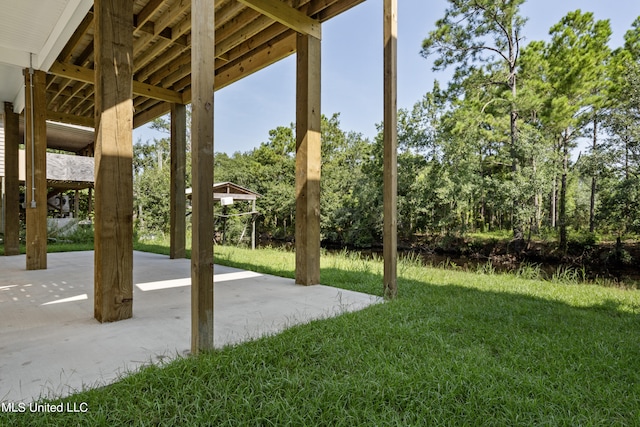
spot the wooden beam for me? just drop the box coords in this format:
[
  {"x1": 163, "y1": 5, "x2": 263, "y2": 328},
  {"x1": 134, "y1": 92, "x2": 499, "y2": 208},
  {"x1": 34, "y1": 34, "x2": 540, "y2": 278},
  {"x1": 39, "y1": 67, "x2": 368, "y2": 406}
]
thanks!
[
  {"x1": 136, "y1": 44, "x2": 189, "y2": 84},
  {"x1": 383, "y1": 0, "x2": 398, "y2": 299},
  {"x1": 238, "y1": 0, "x2": 321, "y2": 39},
  {"x1": 191, "y1": 0, "x2": 215, "y2": 354},
  {"x1": 214, "y1": 8, "x2": 261, "y2": 44},
  {"x1": 132, "y1": 80, "x2": 183, "y2": 104},
  {"x1": 46, "y1": 110, "x2": 94, "y2": 128},
  {"x1": 134, "y1": 101, "x2": 169, "y2": 128},
  {"x1": 214, "y1": 15, "x2": 274, "y2": 59},
  {"x1": 170, "y1": 103, "x2": 187, "y2": 259},
  {"x1": 295, "y1": 33, "x2": 321, "y2": 286},
  {"x1": 149, "y1": 50, "x2": 191, "y2": 86},
  {"x1": 316, "y1": 0, "x2": 366, "y2": 22},
  {"x1": 134, "y1": 0, "x2": 164, "y2": 31},
  {"x1": 213, "y1": 0, "x2": 342, "y2": 71},
  {"x1": 215, "y1": 0, "x2": 333, "y2": 66},
  {"x1": 94, "y1": 0, "x2": 134, "y2": 323},
  {"x1": 58, "y1": 11, "x2": 94, "y2": 62},
  {"x1": 182, "y1": 30, "x2": 297, "y2": 104},
  {"x1": 134, "y1": 14, "x2": 192, "y2": 71},
  {"x1": 49, "y1": 61, "x2": 183, "y2": 104},
  {"x1": 55, "y1": 81, "x2": 90, "y2": 113},
  {"x1": 24, "y1": 70, "x2": 48, "y2": 270},
  {"x1": 215, "y1": 1, "x2": 245, "y2": 29},
  {"x1": 154, "y1": 0, "x2": 191, "y2": 37},
  {"x1": 3, "y1": 102, "x2": 20, "y2": 256}
]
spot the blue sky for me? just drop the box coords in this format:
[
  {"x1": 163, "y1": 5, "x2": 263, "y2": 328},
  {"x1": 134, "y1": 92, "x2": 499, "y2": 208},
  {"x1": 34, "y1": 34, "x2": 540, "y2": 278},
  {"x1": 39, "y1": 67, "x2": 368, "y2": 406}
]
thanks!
[{"x1": 134, "y1": 0, "x2": 640, "y2": 154}]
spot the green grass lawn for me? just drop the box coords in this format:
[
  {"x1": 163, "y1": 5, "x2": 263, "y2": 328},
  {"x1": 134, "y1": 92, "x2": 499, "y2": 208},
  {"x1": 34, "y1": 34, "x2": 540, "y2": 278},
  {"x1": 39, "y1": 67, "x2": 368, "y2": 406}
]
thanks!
[{"x1": 2, "y1": 245, "x2": 640, "y2": 426}]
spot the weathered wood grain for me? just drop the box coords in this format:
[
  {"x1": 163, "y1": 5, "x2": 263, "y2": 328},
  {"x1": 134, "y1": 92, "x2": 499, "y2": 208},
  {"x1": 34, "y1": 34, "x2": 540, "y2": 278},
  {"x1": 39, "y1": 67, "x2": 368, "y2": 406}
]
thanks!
[
  {"x1": 93, "y1": 0, "x2": 134, "y2": 323},
  {"x1": 295, "y1": 33, "x2": 321, "y2": 286}
]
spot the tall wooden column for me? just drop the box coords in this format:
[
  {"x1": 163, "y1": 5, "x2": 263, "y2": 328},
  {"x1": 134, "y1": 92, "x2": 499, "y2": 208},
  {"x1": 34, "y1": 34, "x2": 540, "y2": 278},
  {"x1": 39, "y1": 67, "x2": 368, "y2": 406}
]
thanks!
[
  {"x1": 93, "y1": 0, "x2": 134, "y2": 322},
  {"x1": 24, "y1": 70, "x2": 47, "y2": 270},
  {"x1": 3, "y1": 102, "x2": 20, "y2": 256},
  {"x1": 382, "y1": 0, "x2": 398, "y2": 298},
  {"x1": 170, "y1": 103, "x2": 187, "y2": 259},
  {"x1": 383, "y1": 0, "x2": 398, "y2": 299},
  {"x1": 191, "y1": 0, "x2": 215, "y2": 353},
  {"x1": 295, "y1": 33, "x2": 321, "y2": 286},
  {"x1": 74, "y1": 189, "x2": 80, "y2": 218}
]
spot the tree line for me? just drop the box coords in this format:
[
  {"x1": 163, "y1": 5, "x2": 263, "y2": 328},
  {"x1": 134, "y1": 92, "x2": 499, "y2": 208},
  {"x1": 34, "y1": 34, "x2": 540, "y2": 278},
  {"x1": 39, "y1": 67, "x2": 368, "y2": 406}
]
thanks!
[{"x1": 134, "y1": 2, "x2": 640, "y2": 251}]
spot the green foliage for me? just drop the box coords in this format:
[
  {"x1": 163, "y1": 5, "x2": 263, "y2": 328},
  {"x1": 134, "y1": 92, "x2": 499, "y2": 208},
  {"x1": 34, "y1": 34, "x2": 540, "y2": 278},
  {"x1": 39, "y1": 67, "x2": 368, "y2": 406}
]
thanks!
[
  {"x1": 215, "y1": 124, "x2": 296, "y2": 239},
  {"x1": 597, "y1": 175, "x2": 640, "y2": 235},
  {"x1": 320, "y1": 115, "x2": 375, "y2": 246},
  {"x1": 421, "y1": 0, "x2": 526, "y2": 76},
  {"x1": 422, "y1": 0, "x2": 528, "y2": 243},
  {"x1": 52, "y1": 221, "x2": 95, "y2": 244},
  {"x1": 134, "y1": 144, "x2": 171, "y2": 235},
  {"x1": 125, "y1": 8, "x2": 640, "y2": 248}
]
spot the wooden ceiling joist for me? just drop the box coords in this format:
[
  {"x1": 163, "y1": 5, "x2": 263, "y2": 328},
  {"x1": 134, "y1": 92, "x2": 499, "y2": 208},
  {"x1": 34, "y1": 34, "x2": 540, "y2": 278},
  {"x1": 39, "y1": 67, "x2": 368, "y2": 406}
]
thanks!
[
  {"x1": 49, "y1": 61, "x2": 183, "y2": 104},
  {"x1": 153, "y1": 0, "x2": 191, "y2": 37},
  {"x1": 46, "y1": 110, "x2": 94, "y2": 128},
  {"x1": 136, "y1": 43, "x2": 189, "y2": 83},
  {"x1": 238, "y1": 0, "x2": 321, "y2": 39},
  {"x1": 39, "y1": 0, "x2": 363, "y2": 129},
  {"x1": 134, "y1": 101, "x2": 169, "y2": 128},
  {"x1": 134, "y1": 0, "x2": 165, "y2": 31},
  {"x1": 58, "y1": 11, "x2": 95, "y2": 63}
]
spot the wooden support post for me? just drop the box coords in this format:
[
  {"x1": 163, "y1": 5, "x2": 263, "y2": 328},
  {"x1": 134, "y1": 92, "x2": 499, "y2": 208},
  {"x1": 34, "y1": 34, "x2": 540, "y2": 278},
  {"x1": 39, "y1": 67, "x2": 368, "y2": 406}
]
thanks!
[
  {"x1": 251, "y1": 199, "x2": 256, "y2": 250},
  {"x1": 383, "y1": 0, "x2": 398, "y2": 299},
  {"x1": 93, "y1": 0, "x2": 134, "y2": 322},
  {"x1": 3, "y1": 102, "x2": 20, "y2": 256},
  {"x1": 295, "y1": 33, "x2": 321, "y2": 286},
  {"x1": 74, "y1": 190, "x2": 79, "y2": 218},
  {"x1": 24, "y1": 70, "x2": 48, "y2": 270},
  {"x1": 87, "y1": 187, "x2": 93, "y2": 218},
  {"x1": 170, "y1": 103, "x2": 187, "y2": 259},
  {"x1": 191, "y1": 0, "x2": 215, "y2": 353}
]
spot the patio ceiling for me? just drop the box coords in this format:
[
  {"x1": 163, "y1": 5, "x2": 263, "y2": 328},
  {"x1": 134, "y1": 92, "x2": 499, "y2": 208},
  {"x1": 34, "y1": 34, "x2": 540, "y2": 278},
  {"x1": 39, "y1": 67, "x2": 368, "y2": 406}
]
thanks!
[
  {"x1": 0, "y1": 0, "x2": 93, "y2": 112},
  {"x1": 0, "y1": 0, "x2": 364, "y2": 130}
]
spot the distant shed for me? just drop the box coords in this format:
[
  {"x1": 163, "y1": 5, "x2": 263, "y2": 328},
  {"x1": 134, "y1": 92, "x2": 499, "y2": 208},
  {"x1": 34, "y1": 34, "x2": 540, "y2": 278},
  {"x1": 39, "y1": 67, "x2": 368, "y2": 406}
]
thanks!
[{"x1": 186, "y1": 182, "x2": 261, "y2": 249}]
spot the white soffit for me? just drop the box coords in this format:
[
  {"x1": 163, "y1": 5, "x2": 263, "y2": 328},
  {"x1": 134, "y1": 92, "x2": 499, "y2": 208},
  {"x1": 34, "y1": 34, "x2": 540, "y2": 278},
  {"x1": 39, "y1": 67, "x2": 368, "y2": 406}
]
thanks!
[{"x1": 0, "y1": 0, "x2": 93, "y2": 110}]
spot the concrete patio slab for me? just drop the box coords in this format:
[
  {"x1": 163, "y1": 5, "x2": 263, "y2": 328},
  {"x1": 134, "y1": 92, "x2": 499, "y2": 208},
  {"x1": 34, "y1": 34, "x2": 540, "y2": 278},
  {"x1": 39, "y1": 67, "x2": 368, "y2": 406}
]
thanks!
[{"x1": 0, "y1": 251, "x2": 381, "y2": 403}]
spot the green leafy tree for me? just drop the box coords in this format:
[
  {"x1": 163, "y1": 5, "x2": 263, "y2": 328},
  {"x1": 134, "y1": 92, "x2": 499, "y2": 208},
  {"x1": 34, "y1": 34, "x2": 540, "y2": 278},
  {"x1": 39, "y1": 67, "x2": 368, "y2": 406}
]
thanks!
[
  {"x1": 421, "y1": 0, "x2": 529, "y2": 248},
  {"x1": 543, "y1": 10, "x2": 611, "y2": 251},
  {"x1": 320, "y1": 114, "x2": 372, "y2": 245},
  {"x1": 600, "y1": 60, "x2": 640, "y2": 236},
  {"x1": 133, "y1": 138, "x2": 171, "y2": 235}
]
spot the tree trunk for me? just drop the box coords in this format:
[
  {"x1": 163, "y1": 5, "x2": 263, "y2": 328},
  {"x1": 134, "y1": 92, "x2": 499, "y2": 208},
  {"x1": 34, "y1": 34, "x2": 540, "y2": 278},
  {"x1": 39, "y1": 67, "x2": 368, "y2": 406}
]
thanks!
[
  {"x1": 510, "y1": 76, "x2": 524, "y2": 252},
  {"x1": 532, "y1": 157, "x2": 540, "y2": 234},
  {"x1": 550, "y1": 186, "x2": 556, "y2": 228},
  {"x1": 589, "y1": 119, "x2": 597, "y2": 233},
  {"x1": 589, "y1": 175, "x2": 596, "y2": 233},
  {"x1": 625, "y1": 139, "x2": 629, "y2": 180},
  {"x1": 550, "y1": 141, "x2": 558, "y2": 228},
  {"x1": 559, "y1": 136, "x2": 569, "y2": 253}
]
